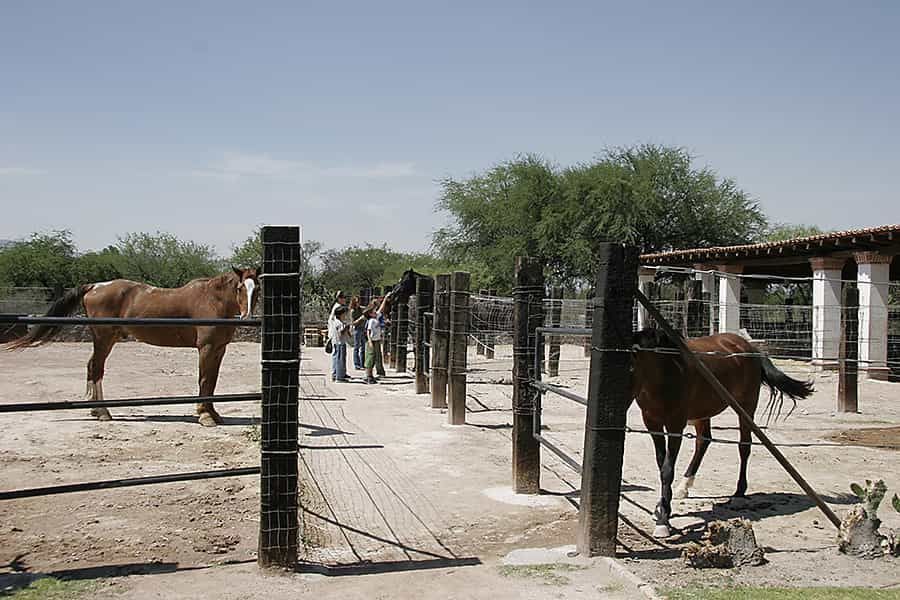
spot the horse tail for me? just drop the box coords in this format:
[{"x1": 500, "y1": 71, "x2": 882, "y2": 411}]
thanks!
[
  {"x1": 759, "y1": 355, "x2": 814, "y2": 424},
  {"x1": 4, "y1": 285, "x2": 90, "y2": 350}
]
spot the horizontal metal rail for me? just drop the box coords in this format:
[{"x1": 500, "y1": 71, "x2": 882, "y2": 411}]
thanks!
[
  {"x1": 0, "y1": 393, "x2": 344, "y2": 413},
  {"x1": 533, "y1": 433, "x2": 582, "y2": 474},
  {"x1": 0, "y1": 316, "x2": 260, "y2": 327},
  {"x1": 0, "y1": 467, "x2": 260, "y2": 500},
  {"x1": 535, "y1": 326, "x2": 591, "y2": 337},
  {"x1": 0, "y1": 392, "x2": 260, "y2": 412},
  {"x1": 529, "y1": 381, "x2": 587, "y2": 406}
]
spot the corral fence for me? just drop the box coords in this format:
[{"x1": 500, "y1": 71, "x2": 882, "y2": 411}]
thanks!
[{"x1": 0, "y1": 225, "x2": 303, "y2": 570}]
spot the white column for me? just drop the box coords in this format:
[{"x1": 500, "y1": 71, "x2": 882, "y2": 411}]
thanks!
[
  {"x1": 693, "y1": 264, "x2": 715, "y2": 335},
  {"x1": 810, "y1": 257, "x2": 844, "y2": 367},
  {"x1": 717, "y1": 265, "x2": 742, "y2": 334},
  {"x1": 856, "y1": 252, "x2": 892, "y2": 379},
  {"x1": 636, "y1": 268, "x2": 655, "y2": 330}
]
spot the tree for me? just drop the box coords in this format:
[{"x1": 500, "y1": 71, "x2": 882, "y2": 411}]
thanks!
[
  {"x1": 115, "y1": 232, "x2": 220, "y2": 288},
  {"x1": 0, "y1": 230, "x2": 78, "y2": 289},
  {"x1": 72, "y1": 247, "x2": 124, "y2": 283},
  {"x1": 434, "y1": 146, "x2": 768, "y2": 289},
  {"x1": 765, "y1": 223, "x2": 826, "y2": 242}
]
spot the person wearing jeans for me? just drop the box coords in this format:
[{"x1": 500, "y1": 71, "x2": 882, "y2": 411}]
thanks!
[{"x1": 328, "y1": 305, "x2": 352, "y2": 382}]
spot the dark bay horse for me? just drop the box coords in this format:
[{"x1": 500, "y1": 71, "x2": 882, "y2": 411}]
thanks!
[
  {"x1": 5, "y1": 267, "x2": 260, "y2": 427},
  {"x1": 631, "y1": 327, "x2": 814, "y2": 538}
]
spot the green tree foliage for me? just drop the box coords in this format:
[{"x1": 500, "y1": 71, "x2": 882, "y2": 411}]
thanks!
[
  {"x1": 0, "y1": 230, "x2": 78, "y2": 289},
  {"x1": 115, "y1": 232, "x2": 220, "y2": 288},
  {"x1": 765, "y1": 222, "x2": 826, "y2": 242},
  {"x1": 434, "y1": 145, "x2": 768, "y2": 289}
]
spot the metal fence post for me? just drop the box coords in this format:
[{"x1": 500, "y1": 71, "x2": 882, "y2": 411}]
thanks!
[
  {"x1": 512, "y1": 257, "x2": 544, "y2": 494},
  {"x1": 548, "y1": 287, "x2": 563, "y2": 377},
  {"x1": 577, "y1": 243, "x2": 638, "y2": 557},
  {"x1": 259, "y1": 225, "x2": 301, "y2": 569}
]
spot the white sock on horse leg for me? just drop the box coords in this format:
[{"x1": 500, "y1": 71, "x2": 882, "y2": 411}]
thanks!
[
  {"x1": 673, "y1": 476, "x2": 695, "y2": 499},
  {"x1": 95, "y1": 380, "x2": 104, "y2": 400},
  {"x1": 85, "y1": 380, "x2": 95, "y2": 399}
]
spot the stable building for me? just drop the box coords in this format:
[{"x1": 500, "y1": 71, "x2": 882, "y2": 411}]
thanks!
[{"x1": 640, "y1": 224, "x2": 900, "y2": 381}]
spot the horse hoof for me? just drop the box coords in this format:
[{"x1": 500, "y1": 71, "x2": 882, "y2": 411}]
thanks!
[
  {"x1": 91, "y1": 407, "x2": 112, "y2": 421},
  {"x1": 673, "y1": 487, "x2": 689, "y2": 500},
  {"x1": 198, "y1": 413, "x2": 218, "y2": 427},
  {"x1": 653, "y1": 525, "x2": 672, "y2": 539}
]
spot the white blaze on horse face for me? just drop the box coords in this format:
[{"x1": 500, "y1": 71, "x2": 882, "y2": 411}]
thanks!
[{"x1": 242, "y1": 278, "x2": 255, "y2": 319}]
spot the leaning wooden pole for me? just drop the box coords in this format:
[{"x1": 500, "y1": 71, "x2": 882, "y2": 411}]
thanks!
[
  {"x1": 448, "y1": 271, "x2": 471, "y2": 425},
  {"x1": 415, "y1": 277, "x2": 434, "y2": 394},
  {"x1": 838, "y1": 285, "x2": 859, "y2": 413},
  {"x1": 431, "y1": 274, "x2": 451, "y2": 409},
  {"x1": 512, "y1": 257, "x2": 544, "y2": 494},
  {"x1": 577, "y1": 244, "x2": 637, "y2": 557},
  {"x1": 635, "y1": 289, "x2": 843, "y2": 529},
  {"x1": 258, "y1": 225, "x2": 301, "y2": 569}
]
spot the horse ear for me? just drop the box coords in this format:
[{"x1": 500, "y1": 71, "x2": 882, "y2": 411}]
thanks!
[{"x1": 232, "y1": 266, "x2": 243, "y2": 278}]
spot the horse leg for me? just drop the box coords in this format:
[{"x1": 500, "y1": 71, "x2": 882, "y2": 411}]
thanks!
[
  {"x1": 197, "y1": 344, "x2": 227, "y2": 427},
  {"x1": 86, "y1": 333, "x2": 116, "y2": 421},
  {"x1": 674, "y1": 419, "x2": 712, "y2": 499},
  {"x1": 653, "y1": 428, "x2": 683, "y2": 538},
  {"x1": 734, "y1": 417, "x2": 753, "y2": 497}
]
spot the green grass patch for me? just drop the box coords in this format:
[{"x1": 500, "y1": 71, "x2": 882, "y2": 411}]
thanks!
[
  {"x1": 662, "y1": 586, "x2": 900, "y2": 600},
  {"x1": 2, "y1": 577, "x2": 96, "y2": 600},
  {"x1": 497, "y1": 563, "x2": 585, "y2": 586}
]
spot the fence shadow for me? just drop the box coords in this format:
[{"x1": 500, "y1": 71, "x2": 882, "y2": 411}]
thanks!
[
  {"x1": 1, "y1": 559, "x2": 255, "y2": 596},
  {"x1": 296, "y1": 556, "x2": 481, "y2": 577}
]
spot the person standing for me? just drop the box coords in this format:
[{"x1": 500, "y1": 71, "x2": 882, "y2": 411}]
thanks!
[
  {"x1": 328, "y1": 305, "x2": 352, "y2": 382},
  {"x1": 363, "y1": 294, "x2": 390, "y2": 382},
  {"x1": 350, "y1": 296, "x2": 366, "y2": 370}
]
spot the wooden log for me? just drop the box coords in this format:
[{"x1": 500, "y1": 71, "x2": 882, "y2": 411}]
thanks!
[
  {"x1": 415, "y1": 277, "x2": 434, "y2": 394},
  {"x1": 838, "y1": 285, "x2": 859, "y2": 413},
  {"x1": 577, "y1": 243, "x2": 638, "y2": 557},
  {"x1": 512, "y1": 257, "x2": 544, "y2": 494},
  {"x1": 448, "y1": 271, "x2": 471, "y2": 425},
  {"x1": 430, "y1": 274, "x2": 451, "y2": 409},
  {"x1": 548, "y1": 287, "x2": 563, "y2": 377}
]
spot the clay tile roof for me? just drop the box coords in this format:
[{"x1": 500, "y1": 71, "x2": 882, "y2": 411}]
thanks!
[{"x1": 640, "y1": 224, "x2": 900, "y2": 265}]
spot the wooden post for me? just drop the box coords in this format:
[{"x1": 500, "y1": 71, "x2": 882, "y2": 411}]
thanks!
[
  {"x1": 485, "y1": 289, "x2": 497, "y2": 359},
  {"x1": 476, "y1": 289, "x2": 487, "y2": 355},
  {"x1": 258, "y1": 225, "x2": 301, "y2": 569},
  {"x1": 513, "y1": 257, "x2": 544, "y2": 494},
  {"x1": 388, "y1": 301, "x2": 399, "y2": 369},
  {"x1": 448, "y1": 271, "x2": 471, "y2": 425},
  {"x1": 583, "y1": 289, "x2": 594, "y2": 357},
  {"x1": 415, "y1": 277, "x2": 434, "y2": 394},
  {"x1": 838, "y1": 285, "x2": 859, "y2": 413},
  {"x1": 577, "y1": 243, "x2": 638, "y2": 558},
  {"x1": 686, "y1": 280, "x2": 703, "y2": 339},
  {"x1": 431, "y1": 274, "x2": 451, "y2": 409},
  {"x1": 548, "y1": 287, "x2": 563, "y2": 377},
  {"x1": 396, "y1": 300, "x2": 409, "y2": 373}
]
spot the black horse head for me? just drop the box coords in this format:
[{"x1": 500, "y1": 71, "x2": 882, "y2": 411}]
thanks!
[
  {"x1": 632, "y1": 326, "x2": 678, "y2": 351},
  {"x1": 388, "y1": 269, "x2": 426, "y2": 303}
]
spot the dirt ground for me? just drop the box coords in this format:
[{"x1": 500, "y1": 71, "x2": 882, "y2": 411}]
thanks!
[{"x1": 1, "y1": 342, "x2": 898, "y2": 598}]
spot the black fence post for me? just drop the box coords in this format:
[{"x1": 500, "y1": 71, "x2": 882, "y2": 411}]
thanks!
[
  {"x1": 512, "y1": 257, "x2": 544, "y2": 494},
  {"x1": 259, "y1": 225, "x2": 301, "y2": 569},
  {"x1": 415, "y1": 277, "x2": 434, "y2": 394},
  {"x1": 448, "y1": 271, "x2": 471, "y2": 425},
  {"x1": 838, "y1": 285, "x2": 859, "y2": 413},
  {"x1": 431, "y1": 274, "x2": 451, "y2": 409},
  {"x1": 577, "y1": 243, "x2": 638, "y2": 557}
]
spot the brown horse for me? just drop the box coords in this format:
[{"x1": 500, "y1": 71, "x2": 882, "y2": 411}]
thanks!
[
  {"x1": 631, "y1": 327, "x2": 813, "y2": 538},
  {"x1": 5, "y1": 267, "x2": 260, "y2": 427}
]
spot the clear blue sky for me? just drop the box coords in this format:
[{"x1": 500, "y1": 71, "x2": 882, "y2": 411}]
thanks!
[{"x1": 2, "y1": 1, "x2": 898, "y2": 256}]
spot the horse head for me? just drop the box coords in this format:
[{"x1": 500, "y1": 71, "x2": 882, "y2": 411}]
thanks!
[
  {"x1": 232, "y1": 266, "x2": 261, "y2": 319},
  {"x1": 388, "y1": 269, "x2": 425, "y2": 303}
]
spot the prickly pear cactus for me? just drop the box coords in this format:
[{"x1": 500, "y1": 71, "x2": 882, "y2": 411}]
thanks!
[{"x1": 850, "y1": 480, "x2": 887, "y2": 521}]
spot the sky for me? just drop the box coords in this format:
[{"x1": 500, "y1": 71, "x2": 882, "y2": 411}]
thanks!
[{"x1": 1, "y1": 1, "x2": 898, "y2": 256}]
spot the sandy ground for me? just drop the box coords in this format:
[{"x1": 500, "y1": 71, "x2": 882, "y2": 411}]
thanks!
[{"x1": 1, "y1": 342, "x2": 898, "y2": 598}]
